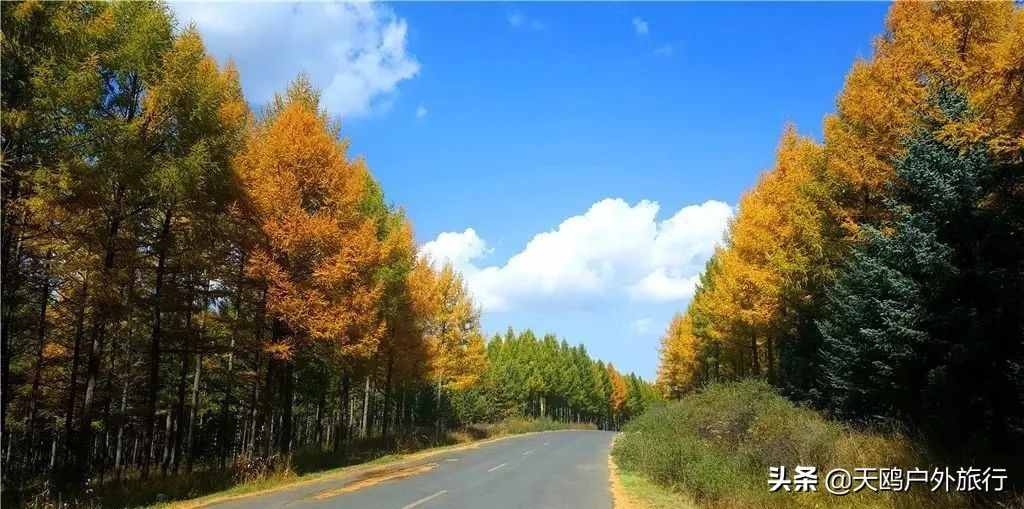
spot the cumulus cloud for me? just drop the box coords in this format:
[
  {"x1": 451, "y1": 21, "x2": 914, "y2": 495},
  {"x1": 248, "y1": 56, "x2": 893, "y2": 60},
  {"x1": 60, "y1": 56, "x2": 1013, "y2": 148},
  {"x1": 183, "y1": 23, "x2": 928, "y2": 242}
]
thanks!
[
  {"x1": 420, "y1": 228, "x2": 490, "y2": 271},
  {"x1": 170, "y1": 2, "x2": 419, "y2": 119},
  {"x1": 629, "y1": 269, "x2": 700, "y2": 301},
  {"x1": 632, "y1": 17, "x2": 650, "y2": 36},
  {"x1": 422, "y1": 198, "x2": 732, "y2": 312}
]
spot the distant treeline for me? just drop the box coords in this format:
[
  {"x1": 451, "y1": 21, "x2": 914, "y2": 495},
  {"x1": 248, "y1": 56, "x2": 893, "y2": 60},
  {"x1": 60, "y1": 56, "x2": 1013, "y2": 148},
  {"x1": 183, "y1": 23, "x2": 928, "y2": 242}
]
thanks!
[
  {"x1": 453, "y1": 328, "x2": 660, "y2": 430},
  {"x1": 657, "y1": 1, "x2": 1023, "y2": 460}
]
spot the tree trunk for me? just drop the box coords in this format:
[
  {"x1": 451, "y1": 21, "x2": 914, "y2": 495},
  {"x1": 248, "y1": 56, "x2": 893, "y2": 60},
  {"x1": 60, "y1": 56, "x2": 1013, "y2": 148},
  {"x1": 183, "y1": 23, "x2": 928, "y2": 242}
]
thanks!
[
  {"x1": 186, "y1": 348, "x2": 202, "y2": 473},
  {"x1": 114, "y1": 375, "x2": 128, "y2": 481},
  {"x1": 76, "y1": 202, "x2": 123, "y2": 482},
  {"x1": 314, "y1": 382, "x2": 325, "y2": 449},
  {"x1": 174, "y1": 346, "x2": 187, "y2": 475},
  {"x1": 750, "y1": 334, "x2": 760, "y2": 376},
  {"x1": 381, "y1": 354, "x2": 394, "y2": 438},
  {"x1": 1, "y1": 194, "x2": 27, "y2": 459},
  {"x1": 248, "y1": 352, "x2": 261, "y2": 459},
  {"x1": 27, "y1": 254, "x2": 51, "y2": 465},
  {"x1": 361, "y1": 375, "x2": 371, "y2": 438},
  {"x1": 261, "y1": 357, "x2": 274, "y2": 458},
  {"x1": 434, "y1": 381, "x2": 443, "y2": 442},
  {"x1": 335, "y1": 374, "x2": 351, "y2": 454},
  {"x1": 142, "y1": 207, "x2": 172, "y2": 480},
  {"x1": 279, "y1": 357, "x2": 293, "y2": 455},
  {"x1": 161, "y1": 410, "x2": 173, "y2": 476},
  {"x1": 218, "y1": 256, "x2": 245, "y2": 468}
]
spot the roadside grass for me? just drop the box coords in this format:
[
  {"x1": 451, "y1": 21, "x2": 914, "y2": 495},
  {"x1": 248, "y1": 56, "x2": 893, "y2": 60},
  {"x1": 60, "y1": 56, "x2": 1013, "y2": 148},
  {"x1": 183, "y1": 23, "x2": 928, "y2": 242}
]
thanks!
[
  {"x1": 13, "y1": 417, "x2": 595, "y2": 509},
  {"x1": 612, "y1": 380, "x2": 971, "y2": 509},
  {"x1": 618, "y1": 469, "x2": 698, "y2": 509}
]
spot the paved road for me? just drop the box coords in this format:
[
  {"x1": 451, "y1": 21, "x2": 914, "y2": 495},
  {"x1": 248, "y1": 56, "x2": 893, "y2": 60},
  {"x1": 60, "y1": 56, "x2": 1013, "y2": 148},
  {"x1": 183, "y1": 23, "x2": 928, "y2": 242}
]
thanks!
[{"x1": 212, "y1": 430, "x2": 616, "y2": 509}]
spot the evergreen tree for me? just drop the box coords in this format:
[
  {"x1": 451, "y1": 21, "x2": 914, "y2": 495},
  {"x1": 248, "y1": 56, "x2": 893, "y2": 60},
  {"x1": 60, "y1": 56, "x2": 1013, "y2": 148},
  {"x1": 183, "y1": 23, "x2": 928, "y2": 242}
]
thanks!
[{"x1": 819, "y1": 89, "x2": 1023, "y2": 451}]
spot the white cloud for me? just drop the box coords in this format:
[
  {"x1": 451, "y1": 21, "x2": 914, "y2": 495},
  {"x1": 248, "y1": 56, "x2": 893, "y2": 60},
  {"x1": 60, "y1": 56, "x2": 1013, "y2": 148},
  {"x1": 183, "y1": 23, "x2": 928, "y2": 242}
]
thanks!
[
  {"x1": 629, "y1": 268, "x2": 700, "y2": 301},
  {"x1": 507, "y1": 10, "x2": 545, "y2": 31},
  {"x1": 416, "y1": 105, "x2": 428, "y2": 119},
  {"x1": 507, "y1": 11, "x2": 525, "y2": 27},
  {"x1": 632, "y1": 17, "x2": 649, "y2": 36},
  {"x1": 421, "y1": 228, "x2": 490, "y2": 271},
  {"x1": 170, "y1": 2, "x2": 419, "y2": 119},
  {"x1": 654, "y1": 44, "x2": 674, "y2": 57},
  {"x1": 421, "y1": 198, "x2": 732, "y2": 312},
  {"x1": 632, "y1": 318, "x2": 654, "y2": 335}
]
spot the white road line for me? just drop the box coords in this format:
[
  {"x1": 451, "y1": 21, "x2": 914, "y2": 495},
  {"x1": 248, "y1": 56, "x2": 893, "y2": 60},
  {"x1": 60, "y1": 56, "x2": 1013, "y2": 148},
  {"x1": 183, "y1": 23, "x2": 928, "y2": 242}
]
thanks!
[
  {"x1": 522, "y1": 449, "x2": 534, "y2": 455},
  {"x1": 402, "y1": 490, "x2": 448, "y2": 509},
  {"x1": 487, "y1": 462, "x2": 507, "y2": 473},
  {"x1": 445, "y1": 458, "x2": 459, "y2": 462},
  {"x1": 543, "y1": 442, "x2": 550, "y2": 446}
]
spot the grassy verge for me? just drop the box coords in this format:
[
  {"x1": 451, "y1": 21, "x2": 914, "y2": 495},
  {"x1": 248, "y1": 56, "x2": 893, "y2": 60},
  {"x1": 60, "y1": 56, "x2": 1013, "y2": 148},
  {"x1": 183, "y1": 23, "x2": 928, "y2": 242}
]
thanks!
[
  {"x1": 618, "y1": 468, "x2": 698, "y2": 509},
  {"x1": 608, "y1": 435, "x2": 697, "y2": 509},
  {"x1": 611, "y1": 380, "x2": 971, "y2": 509},
  {"x1": 13, "y1": 417, "x2": 594, "y2": 509}
]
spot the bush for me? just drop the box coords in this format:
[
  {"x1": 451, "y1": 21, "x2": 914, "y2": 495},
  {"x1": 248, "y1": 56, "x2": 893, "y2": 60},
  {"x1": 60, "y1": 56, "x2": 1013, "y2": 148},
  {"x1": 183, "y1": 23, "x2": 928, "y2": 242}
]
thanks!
[
  {"x1": 481, "y1": 416, "x2": 597, "y2": 436},
  {"x1": 612, "y1": 380, "x2": 968, "y2": 508}
]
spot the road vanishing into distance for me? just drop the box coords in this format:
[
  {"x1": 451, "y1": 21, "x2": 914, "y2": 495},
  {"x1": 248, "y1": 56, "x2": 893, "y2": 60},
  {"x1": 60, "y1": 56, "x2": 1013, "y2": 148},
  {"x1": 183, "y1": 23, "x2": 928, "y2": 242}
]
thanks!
[{"x1": 212, "y1": 430, "x2": 616, "y2": 509}]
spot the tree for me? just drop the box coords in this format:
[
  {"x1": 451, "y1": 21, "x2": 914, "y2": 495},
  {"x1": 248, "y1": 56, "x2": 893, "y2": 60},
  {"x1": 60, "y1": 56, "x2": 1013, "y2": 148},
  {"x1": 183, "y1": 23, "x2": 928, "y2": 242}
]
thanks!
[
  {"x1": 235, "y1": 77, "x2": 385, "y2": 456},
  {"x1": 824, "y1": 1, "x2": 1024, "y2": 227},
  {"x1": 417, "y1": 263, "x2": 486, "y2": 434},
  {"x1": 656, "y1": 313, "x2": 699, "y2": 399},
  {"x1": 137, "y1": 25, "x2": 248, "y2": 480},
  {"x1": 819, "y1": 89, "x2": 1024, "y2": 451}
]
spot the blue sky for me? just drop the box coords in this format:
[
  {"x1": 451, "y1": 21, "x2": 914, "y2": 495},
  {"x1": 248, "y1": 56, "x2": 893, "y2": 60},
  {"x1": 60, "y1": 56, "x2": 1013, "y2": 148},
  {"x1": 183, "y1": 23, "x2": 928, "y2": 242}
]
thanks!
[{"x1": 172, "y1": 1, "x2": 890, "y2": 379}]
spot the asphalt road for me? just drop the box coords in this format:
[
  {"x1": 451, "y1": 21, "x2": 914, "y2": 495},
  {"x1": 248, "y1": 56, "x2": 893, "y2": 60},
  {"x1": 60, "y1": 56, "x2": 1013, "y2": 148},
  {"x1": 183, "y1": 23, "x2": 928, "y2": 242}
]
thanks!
[{"x1": 211, "y1": 430, "x2": 616, "y2": 509}]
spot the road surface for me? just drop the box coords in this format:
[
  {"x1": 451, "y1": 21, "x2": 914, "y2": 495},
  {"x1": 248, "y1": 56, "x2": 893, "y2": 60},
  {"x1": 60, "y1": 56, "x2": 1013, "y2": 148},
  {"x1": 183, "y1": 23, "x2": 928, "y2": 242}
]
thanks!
[{"x1": 211, "y1": 430, "x2": 616, "y2": 509}]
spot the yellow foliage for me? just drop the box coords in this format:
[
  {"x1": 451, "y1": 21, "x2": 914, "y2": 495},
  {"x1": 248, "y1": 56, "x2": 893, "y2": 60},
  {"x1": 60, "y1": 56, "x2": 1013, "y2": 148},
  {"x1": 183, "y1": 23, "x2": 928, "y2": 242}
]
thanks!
[
  {"x1": 236, "y1": 94, "x2": 385, "y2": 360},
  {"x1": 656, "y1": 313, "x2": 699, "y2": 398},
  {"x1": 607, "y1": 363, "x2": 628, "y2": 413},
  {"x1": 658, "y1": 2, "x2": 1024, "y2": 395},
  {"x1": 418, "y1": 263, "x2": 487, "y2": 390},
  {"x1": 825, "y1": 1, "x2": 1024, "y2": 226}
]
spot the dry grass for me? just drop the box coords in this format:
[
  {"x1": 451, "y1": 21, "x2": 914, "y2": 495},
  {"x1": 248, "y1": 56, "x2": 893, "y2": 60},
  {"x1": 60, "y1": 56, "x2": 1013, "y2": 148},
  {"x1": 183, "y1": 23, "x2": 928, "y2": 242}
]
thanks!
[{"x1": 612, "y1": 381, "x2": 975, "y2": 509}]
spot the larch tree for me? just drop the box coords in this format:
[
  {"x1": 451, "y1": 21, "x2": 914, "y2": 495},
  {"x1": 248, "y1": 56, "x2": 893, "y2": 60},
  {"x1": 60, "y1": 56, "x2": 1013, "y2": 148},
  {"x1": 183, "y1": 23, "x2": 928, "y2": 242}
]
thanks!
[
  {"x1": 420, "y1": 263, "x2": 486, "y2": 434},
  {"x1": 235, "y1": 77, "x2": 384, "y2": 456},
  {"x1": 824, "y1": 1, "x2": 1024, "y2": 227}
]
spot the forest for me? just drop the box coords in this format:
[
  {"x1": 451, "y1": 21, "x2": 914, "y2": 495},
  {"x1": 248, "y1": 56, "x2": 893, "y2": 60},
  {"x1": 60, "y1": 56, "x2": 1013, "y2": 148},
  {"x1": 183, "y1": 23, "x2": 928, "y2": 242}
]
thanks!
[
  {"x1": 657, "y1": 0, "x2": 1023, "y2": 465},
  {"x1": 0, "y1": 1, "x2": 658, "y2": 503}
]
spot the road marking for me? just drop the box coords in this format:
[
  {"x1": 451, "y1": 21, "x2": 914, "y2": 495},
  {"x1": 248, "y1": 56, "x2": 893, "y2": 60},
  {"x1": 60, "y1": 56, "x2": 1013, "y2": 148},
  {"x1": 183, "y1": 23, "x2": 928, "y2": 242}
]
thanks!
[
  {"x1": 543, "y1": 442, "x2": 550, "y2": 446},
  {"x1": 487, "y1": 463, "x2": 507, "y2": 473},
  {"x1": 522, "y1": 449, "x2": 534, "y2": 455},
  {"x1": 402, "y1": 490, "x2": 448, "y2": 509},
  {"x1": 445, "y1": 458, "x2": 459, "y2": 462}
]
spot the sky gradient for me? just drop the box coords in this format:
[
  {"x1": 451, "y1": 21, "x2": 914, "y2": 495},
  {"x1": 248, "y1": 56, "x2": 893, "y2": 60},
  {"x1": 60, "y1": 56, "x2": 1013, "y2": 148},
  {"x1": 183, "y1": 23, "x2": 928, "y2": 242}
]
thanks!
[{"x1": 171, "y1": 1, "x2": 891, "y2": 379}]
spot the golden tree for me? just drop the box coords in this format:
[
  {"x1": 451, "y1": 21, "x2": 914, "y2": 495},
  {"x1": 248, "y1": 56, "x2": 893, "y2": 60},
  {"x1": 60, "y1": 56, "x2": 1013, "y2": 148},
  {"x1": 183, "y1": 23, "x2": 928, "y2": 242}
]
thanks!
[{"x1": 235, "y1": 78, "x2": 384, "y2": 453}]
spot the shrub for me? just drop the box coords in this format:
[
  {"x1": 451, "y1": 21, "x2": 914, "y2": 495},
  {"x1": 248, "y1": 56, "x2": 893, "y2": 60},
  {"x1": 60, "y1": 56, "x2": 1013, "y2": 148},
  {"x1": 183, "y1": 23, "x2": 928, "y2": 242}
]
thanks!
[{"x1": 612, "y1": 380, "x2": 969, "y2": 509}]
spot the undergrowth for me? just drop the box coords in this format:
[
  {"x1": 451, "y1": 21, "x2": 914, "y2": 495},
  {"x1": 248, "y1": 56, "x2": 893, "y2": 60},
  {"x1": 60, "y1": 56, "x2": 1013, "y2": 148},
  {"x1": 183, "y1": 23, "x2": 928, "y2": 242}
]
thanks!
[
  {"x1": 612, "y1": 380, "x2": 973, "y2": 509},
  {"x1": 12, "y1": 417, "x2": 592, "y2": 509}
]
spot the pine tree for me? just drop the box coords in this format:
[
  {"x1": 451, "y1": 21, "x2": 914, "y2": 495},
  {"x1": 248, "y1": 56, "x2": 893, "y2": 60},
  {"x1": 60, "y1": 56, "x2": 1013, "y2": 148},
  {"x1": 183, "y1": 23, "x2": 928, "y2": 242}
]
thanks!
[{"x1": 819, "y1": 89, "x2": 1024, "y2": 450}]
